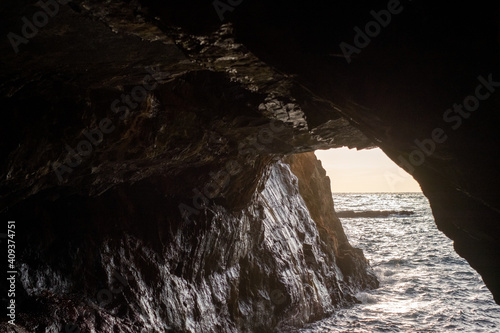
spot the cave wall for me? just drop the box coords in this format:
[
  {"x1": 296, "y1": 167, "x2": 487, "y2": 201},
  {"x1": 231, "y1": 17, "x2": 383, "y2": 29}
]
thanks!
[
  {"x1": 2, "y1": 151, "x2": 377, "y2": 331},
  {"x1": 0, "y1": 4, "x2": 378, "y2": 329}
]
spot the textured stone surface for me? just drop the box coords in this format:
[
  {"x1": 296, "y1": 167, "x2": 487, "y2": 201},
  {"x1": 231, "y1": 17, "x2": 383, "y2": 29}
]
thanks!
[{"x1": 1, "y1": 153, "x2": 377, "y2": 332}]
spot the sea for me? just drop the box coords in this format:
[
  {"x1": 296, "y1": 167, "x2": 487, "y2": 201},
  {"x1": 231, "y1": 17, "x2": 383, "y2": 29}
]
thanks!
[{"x1": 297, "y1": 193, "x2": 500, "y2": 332}]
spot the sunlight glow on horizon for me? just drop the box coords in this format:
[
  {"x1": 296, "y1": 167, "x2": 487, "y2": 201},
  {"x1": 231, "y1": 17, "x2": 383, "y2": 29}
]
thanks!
[{"x1": 314, "y1": 147, "x2": 422, "y2": 193}]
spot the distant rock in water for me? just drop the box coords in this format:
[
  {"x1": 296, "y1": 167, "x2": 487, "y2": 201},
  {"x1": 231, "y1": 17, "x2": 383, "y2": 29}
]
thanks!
[{"x1": 336, "y1": 210, "x2": 415, "y2": 218}]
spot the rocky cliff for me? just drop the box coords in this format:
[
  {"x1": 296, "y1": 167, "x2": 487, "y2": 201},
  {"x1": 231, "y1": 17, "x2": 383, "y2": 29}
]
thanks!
[
  {"x1": 1, "y1": 0, "x2": 500, "y2": 331},
  {"x1": 1, "y1": 148, "x2": 378, "y2": 332}
]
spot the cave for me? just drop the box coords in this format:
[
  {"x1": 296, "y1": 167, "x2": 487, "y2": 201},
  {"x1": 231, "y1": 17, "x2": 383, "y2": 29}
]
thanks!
[{"x1": 1, "y1": 0, "x2": 500, "y2": 332}]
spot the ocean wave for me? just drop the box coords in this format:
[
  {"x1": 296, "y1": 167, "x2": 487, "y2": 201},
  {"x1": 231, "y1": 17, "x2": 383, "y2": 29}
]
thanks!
[
  {"x1": 336, "y1": 210, "x2": 414, "y2": 218},
  {"x1": 300, "y1": 194, "x2": 500, "y2": 332},
  {"x1": 355, "y1": 291, "x2": 378, "y2": 304}
]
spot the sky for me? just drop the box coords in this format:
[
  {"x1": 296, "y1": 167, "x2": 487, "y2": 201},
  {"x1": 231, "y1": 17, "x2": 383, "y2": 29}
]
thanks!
[{"x1": 314, "y1": 147, "x2": 421, "y2": 193}]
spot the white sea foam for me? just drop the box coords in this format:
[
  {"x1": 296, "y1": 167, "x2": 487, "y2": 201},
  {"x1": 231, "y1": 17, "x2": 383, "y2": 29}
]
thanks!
[{"x1": 293, "y1": 193, "x2": 500, "y2": 333}]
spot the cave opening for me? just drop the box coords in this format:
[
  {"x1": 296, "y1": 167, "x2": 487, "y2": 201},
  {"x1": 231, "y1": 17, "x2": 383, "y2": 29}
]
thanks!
[
  {"x1": 306, "y1": 147, "x2": 499, "y2": 331},
  {"x1": 314, "y1": 147, "x2": 421, "y2": 193}
]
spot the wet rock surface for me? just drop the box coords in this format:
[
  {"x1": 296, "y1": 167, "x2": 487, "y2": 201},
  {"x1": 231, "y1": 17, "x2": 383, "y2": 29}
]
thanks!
[
  {"x1": 1, "y1": 153, "x2": 377, "y2": 332},
  {"x1": 1, "y1": 0, "x2": 500, "y2": 331},
  {"x1": 1, "y1": 2, "x2": 376, "y2": 331}
]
